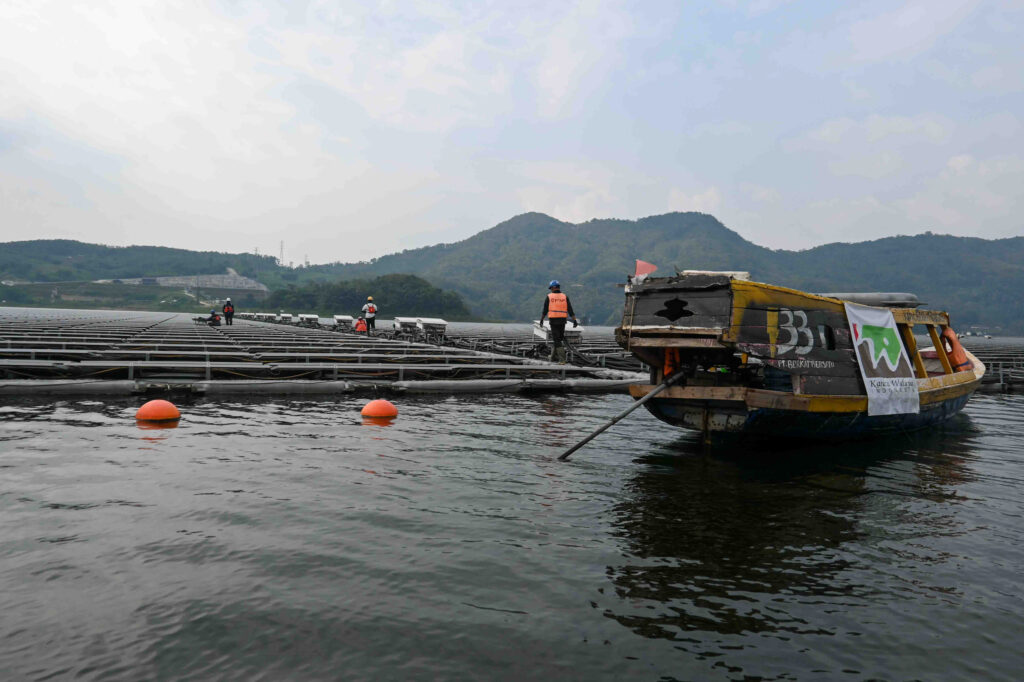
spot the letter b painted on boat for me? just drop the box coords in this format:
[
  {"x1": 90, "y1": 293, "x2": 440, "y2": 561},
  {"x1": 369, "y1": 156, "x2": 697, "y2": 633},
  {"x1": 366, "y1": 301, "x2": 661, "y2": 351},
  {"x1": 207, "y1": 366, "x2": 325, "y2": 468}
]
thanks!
[{"x1": 777, "y1": 308, "x2": 814, "y2": 355}]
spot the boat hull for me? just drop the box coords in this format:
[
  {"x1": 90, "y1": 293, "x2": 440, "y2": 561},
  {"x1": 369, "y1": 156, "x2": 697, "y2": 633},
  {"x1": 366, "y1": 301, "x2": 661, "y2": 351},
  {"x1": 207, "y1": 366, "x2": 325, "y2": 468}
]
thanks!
[
  {"x1": 640, "y1": 391, "x2": 973, "y2": 440},
  {"x1": 618, "y1": 273, "x2": 985, "y2": 441}
]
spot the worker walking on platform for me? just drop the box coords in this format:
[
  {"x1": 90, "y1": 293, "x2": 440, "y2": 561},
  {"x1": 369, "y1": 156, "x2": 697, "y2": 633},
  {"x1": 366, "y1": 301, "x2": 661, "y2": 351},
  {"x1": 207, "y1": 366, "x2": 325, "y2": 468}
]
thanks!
[
  {"x1": 222, "y1": 298, "x2": 234, "y2": 325},
  {"x1": 540, "y1": 280, "x2": 578, "y2": 364},
  {"x1": 361, "y1": 296, "x2": 377, "y2": 331}
]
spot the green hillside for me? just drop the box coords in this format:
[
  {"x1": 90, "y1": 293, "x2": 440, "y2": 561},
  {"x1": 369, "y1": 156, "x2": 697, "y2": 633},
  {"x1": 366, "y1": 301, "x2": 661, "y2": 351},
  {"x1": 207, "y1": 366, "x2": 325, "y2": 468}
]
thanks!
[
  {"x1": 264, "y1": 274, "x2": 472, "y2": 320},
  {"x1": 0, "y1": 240, "x2": 278, "y2": 282},
  {"x1": 301, "y1": 213, "x2": 1024, "y2": 332},
  {"x1": 2, "y1": 214, "x2": 1022, "y2": 332},
  {"x1": 302, "y1": 212, "x2": 788, "y2": 325}
]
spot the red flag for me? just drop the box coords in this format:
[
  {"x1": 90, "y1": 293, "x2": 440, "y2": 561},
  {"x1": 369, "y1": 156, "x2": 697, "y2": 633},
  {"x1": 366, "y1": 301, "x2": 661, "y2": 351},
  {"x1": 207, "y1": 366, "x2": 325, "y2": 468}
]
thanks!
[{"x1": 634, "y1": 260, "x2": 658, "y2": 277}]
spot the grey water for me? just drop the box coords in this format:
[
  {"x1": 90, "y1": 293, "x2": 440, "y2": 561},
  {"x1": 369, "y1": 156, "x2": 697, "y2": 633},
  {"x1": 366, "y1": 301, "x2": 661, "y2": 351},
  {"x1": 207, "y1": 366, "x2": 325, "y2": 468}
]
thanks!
[{"x1": 2, "y1": 351, "x2": 1024, "y2": 679}]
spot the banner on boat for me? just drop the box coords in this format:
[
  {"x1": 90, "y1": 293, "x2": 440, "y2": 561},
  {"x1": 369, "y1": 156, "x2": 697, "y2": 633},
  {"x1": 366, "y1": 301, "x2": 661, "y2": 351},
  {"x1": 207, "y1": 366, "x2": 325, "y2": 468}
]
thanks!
[{"x1": 845, "y1": 302, "x2": 920, "y2": 416}]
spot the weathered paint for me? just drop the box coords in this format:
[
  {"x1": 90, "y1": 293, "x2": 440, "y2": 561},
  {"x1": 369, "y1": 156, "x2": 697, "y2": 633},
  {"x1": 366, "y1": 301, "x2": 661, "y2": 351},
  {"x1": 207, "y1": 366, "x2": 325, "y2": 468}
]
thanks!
[{"x1": 617, "y1": 273, "x2": 985, "y2": 439}]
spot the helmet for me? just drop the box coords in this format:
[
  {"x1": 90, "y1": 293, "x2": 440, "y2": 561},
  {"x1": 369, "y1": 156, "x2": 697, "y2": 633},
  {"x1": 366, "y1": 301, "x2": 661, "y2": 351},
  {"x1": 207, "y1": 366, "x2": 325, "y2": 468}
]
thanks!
[
  {"x1": 548, "y1": 280, "x2": 560, "y2": 289},
  {"x1": 226, "y1": 297, "x2": 231, "y2": 302},
  {"x1": 367, "y1": 296, "x2": 373, "y2": 301}
]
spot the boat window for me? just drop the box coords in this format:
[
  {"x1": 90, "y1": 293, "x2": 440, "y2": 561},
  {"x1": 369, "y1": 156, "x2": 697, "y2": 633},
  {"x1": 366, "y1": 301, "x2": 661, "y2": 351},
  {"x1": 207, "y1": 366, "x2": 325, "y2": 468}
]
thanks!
[{"x1": 817, "y1": 324, "x2": 836, "y2": 350}]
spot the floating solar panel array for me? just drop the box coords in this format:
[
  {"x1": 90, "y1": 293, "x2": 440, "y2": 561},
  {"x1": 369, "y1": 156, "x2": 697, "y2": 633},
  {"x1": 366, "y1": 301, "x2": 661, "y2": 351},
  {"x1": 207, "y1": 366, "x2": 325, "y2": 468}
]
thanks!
[{"x1": 0, "y1": 309, "x2": 644, "y2": 395}]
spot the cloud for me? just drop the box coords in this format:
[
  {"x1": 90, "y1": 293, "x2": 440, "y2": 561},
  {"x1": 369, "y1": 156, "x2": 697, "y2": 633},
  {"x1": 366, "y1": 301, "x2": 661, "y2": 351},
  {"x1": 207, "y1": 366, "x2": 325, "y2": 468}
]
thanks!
[
  {"x1": 510, "y1": 160, "x2": 622, "y2": 223},
  {"x1": 668, "y1": 187, "x2": 722, "y2": 215},
  {"x1": 782, "y1": 114, "x2": 954, "y2": 178},
  {"x1": 847, "y1": 0, "x2": 982, "y2": 63},
  {"x1": 795, "y1": 114, "x2": 952, "y2": 146},
  {"x1": 533, "y1": 1, "x2": 634, "y2": 118},
  {"x1": 744, "y1": 184, "x2": 781, "y2": 204},
  {"x1": 899, "y1": 154, "x2": 1024, "y2": 233},
  {"x1": 0, "y1": 0, "x2": 1018, "y2": 265}
]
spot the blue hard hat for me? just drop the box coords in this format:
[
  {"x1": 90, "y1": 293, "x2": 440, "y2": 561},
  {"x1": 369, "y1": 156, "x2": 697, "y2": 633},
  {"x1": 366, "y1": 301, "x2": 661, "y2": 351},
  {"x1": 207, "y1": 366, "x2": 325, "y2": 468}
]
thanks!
[{"x1": 548, "y1": 280, "x2": 560, "y2": 288}]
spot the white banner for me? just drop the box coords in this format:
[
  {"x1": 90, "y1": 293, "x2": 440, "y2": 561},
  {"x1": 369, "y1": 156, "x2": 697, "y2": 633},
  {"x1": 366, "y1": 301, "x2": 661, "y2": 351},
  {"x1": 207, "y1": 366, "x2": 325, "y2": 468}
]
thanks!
[{"x1": 844, "y1": 302, "x2": 920, "y2": 416}]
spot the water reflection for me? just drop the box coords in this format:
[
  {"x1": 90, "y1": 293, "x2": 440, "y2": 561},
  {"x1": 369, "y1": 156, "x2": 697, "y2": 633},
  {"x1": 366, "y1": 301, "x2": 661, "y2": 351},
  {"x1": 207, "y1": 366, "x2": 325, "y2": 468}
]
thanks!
[
  {"x1": 361, "y1": 416, "x2": 396, "y2": 427},
  {"x1": 136, "y1": 421, "x2": 179, "y2": 431},
  {"x1": 603, "y1": 418, "x2": 979, "y2": 642}
]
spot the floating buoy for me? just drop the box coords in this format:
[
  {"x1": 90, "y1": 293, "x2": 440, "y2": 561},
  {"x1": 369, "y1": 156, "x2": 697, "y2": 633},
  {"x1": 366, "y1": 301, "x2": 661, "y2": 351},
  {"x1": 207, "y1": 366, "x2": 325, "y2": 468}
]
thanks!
[
  {"x1": 361, "y1": 399, "x2": 398, "y2": 418},
  {"x1": 135, "y1": 399, "x2": 181, "y2": 423},
  {"x1": 362, "y1": 416, "x2": 395, "y2": 428},
  {"x1": 137, "y1": 421, "x2": 179, "y2": 432}
]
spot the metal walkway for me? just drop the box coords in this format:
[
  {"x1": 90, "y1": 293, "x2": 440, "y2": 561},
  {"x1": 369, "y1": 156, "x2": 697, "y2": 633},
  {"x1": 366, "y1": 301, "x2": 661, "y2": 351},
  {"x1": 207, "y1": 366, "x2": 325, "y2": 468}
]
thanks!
[{"x1": 0, "y1": 310, "x2": 643, "y2": 395}]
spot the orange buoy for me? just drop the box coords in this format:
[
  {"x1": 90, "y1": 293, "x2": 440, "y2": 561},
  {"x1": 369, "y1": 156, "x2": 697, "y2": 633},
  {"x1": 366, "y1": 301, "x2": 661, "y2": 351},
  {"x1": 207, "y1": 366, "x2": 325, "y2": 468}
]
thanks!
[
  {"x1": 361, "y1": 417, "x2": 395, "y2": 428},
  {"x1": 137, "y1": 421, "x2": 179, "y2": 432},
  {"x1": 361, "y1": 399, "x2": 398, "y2": 418},
  {"x1": 135, "y1": 399, "x2": 181, "y2": 422}
]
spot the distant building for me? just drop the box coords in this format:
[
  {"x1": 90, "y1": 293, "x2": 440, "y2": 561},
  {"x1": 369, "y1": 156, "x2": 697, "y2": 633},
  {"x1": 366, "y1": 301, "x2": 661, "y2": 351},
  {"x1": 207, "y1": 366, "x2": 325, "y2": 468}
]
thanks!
[{"x1": 110, "y1": 273, "x2": 269, "y2": 292}]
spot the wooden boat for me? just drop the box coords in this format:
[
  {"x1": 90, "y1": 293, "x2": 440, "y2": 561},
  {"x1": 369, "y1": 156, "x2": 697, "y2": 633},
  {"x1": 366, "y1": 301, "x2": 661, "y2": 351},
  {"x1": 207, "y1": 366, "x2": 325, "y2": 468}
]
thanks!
[{"x1": 616, "y1": 271, "x2": 985, "y2": 439}]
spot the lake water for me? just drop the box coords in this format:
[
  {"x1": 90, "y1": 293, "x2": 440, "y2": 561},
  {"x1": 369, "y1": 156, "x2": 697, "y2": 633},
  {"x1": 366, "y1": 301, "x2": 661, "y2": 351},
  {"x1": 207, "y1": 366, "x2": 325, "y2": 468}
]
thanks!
[{"x1": 2, "y1": 341, "x2": 1024, "y2": 679}]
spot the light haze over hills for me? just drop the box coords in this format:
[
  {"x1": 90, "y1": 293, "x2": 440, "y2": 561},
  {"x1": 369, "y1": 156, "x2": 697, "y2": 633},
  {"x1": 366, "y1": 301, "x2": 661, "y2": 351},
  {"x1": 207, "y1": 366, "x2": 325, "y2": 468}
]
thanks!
[
  {"x1": 0, "y1": 2, "x2": 1021, "y2": 261},
  {"x1": 3, "y1": 211, "x2": 1021, "y2": 332}
]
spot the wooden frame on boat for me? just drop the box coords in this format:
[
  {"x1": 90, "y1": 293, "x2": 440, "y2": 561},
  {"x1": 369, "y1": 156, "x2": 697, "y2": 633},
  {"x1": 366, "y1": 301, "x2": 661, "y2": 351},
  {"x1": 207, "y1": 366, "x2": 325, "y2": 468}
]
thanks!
[{"x1": 616, "y1": 274, "x2": 984, "y2": 439}]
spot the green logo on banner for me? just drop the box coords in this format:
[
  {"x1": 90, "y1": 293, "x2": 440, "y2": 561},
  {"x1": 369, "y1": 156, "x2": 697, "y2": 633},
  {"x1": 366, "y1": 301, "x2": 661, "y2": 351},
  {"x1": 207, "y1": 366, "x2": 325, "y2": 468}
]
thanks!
[{"x1": 861, "y1": 324, "x2": 903, "y2": 369}]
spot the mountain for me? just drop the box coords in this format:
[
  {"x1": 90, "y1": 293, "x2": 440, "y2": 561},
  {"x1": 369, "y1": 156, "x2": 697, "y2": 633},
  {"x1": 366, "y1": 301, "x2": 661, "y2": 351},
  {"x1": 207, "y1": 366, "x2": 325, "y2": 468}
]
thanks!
[
  {"x1": 0, "y1": 239, "x2": 278, "y2": 282},
  {"x1": 300, "y1": 212, "x2": 789, "y2": 325},
  {"x1": 265, "y1": 274, "x2": 472, "y2": 320},
  {"x1": 304, "y1": 213, "x2": 1024, "y2": 332},
  {"x1": 2, "y1": 214, "x2": 1022, "y2": 332}
]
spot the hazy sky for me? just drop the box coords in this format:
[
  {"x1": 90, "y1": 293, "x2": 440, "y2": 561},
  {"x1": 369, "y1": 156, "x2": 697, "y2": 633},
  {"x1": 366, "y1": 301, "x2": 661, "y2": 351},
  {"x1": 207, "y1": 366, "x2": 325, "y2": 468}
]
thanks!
[{"x1": 1, "y1": 0, "x2": 1020, "y2": 263}]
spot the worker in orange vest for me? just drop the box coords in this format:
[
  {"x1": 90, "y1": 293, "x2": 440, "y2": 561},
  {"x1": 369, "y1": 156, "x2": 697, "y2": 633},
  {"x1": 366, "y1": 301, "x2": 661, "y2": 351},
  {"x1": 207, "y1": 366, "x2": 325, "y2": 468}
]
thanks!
[
  {"x1": 540, "y1": 279, "x2": 578, "y2": 363},
  {"x1": 222, "y1": 298, "x2": 234, "y2": 325},
  {"x1": 354, "y1": 317, "x2": 368, "y2": 333}
]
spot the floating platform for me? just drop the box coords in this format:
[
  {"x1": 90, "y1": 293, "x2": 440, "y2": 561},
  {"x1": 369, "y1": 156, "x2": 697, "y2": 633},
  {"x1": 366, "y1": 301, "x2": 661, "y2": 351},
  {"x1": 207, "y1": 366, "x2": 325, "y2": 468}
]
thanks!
[
  {"x1": 0, "y1": 309, "x2": 643, "y2": 395},
  {"x1": 962, "y1": 340, "x2": 1024, "y2": 392}
]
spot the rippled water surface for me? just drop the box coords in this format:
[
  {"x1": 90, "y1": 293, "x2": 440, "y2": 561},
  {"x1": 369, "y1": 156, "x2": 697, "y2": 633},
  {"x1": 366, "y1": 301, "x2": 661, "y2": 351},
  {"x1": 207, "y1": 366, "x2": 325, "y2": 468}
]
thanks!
[{"x1": 2, "y1": 388, "x2": 1024, "y2": 680}]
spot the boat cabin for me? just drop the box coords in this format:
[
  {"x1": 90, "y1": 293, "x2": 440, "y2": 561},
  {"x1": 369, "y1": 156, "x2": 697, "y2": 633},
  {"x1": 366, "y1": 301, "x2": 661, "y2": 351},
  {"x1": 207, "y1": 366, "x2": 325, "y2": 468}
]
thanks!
[{"x1": 616, "y1": 271, "x2": 983, "y2": 437}]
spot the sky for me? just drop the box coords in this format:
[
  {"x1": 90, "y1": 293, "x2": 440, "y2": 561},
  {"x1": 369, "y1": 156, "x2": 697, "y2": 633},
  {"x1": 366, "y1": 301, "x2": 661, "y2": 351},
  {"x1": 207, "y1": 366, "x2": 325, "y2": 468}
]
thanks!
[{"x1": 0, "y1": 0, "x2": 1021, "y2": 264}]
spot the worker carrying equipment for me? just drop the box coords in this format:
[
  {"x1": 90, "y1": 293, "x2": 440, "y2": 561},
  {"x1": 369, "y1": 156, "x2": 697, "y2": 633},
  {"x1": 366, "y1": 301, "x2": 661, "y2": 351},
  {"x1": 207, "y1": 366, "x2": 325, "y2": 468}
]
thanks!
[{"x1": 540, "y1": 279, "x2": 579, "y2": 363}]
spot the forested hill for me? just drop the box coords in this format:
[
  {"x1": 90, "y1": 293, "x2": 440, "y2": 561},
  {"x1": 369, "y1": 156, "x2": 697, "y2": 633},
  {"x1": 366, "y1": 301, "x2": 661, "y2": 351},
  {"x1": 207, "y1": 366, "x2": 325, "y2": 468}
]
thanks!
[
  {"x1": 0, "y1": 240, "x2": 278, "y2": 282},
  {"x1": 303, "y1": 212, "x2": 1024, "y2": 332},
  {"x1": 265, "y1": 274, "x2": 471, "y2": 320},
  {"x1": 3, "y1": 214, "x2": 1022, "y2": 332}
]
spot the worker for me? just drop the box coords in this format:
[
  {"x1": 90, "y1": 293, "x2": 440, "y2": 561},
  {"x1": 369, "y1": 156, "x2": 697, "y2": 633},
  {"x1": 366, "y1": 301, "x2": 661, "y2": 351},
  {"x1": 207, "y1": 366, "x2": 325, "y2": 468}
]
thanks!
[
  {"x1": 222, "y1": 298, "x2": 234, "y2": 326},
  {"x1": 540, "y1": 279, "x2": 578, "y2": 363},
  {"x1": 354, "y1": 317, "x2": 368, "y2": 333},
  {"x1": 207, "y1": 309, "x2": 221, "y2": 327},
  {"x1": 361, "y1": 296, "x2": 377, "y2": 331}
]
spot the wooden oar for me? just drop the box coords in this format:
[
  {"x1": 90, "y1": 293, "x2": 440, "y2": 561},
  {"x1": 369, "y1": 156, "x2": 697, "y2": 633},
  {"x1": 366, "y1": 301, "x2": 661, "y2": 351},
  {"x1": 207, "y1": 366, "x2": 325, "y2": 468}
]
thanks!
[{"x1": 558, "y1": 370, "x2": 686, "y2": 461}]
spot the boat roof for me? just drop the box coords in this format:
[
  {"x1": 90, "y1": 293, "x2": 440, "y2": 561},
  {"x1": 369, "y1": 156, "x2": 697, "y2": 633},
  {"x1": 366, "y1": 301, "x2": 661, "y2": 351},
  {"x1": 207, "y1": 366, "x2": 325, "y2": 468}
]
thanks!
[
  {"x1": 681, "y1": 269, "x2": 751, "y2": 280},
  {"x1": 818, "y1": 292, "x2": 921, "y2": 308}
]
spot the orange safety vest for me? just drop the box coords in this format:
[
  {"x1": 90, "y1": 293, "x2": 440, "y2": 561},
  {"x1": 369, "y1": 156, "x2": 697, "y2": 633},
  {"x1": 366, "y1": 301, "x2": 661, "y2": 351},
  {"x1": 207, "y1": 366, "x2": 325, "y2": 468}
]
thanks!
[
  {"x1": 354, "y1": 319, "x2": 367, "y2": 332},
  {"x1": 547, "y1": 292, "x2": 568, "y2": 318},
  {"x1": 224, "y1": 304, "x2": 234, "y2": 313}
]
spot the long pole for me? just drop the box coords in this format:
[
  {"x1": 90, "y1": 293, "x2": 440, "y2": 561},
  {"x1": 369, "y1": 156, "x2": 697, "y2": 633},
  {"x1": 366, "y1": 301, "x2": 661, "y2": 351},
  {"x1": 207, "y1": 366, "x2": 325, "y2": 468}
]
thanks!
[{"x1": 558, "y1": 370, "x2": 685, "y2": 461}]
